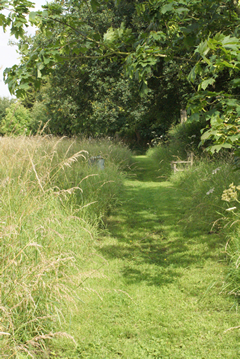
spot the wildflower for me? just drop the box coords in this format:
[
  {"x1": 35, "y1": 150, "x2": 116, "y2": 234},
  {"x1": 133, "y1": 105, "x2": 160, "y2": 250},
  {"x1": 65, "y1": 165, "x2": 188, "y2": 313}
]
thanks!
[
  {"x1": 222, "y1": 192, "x2": 231, "y2": 202},
  {"x1": 222, "y1": 185, "x2": 238, "y2": 202},
  {"x1": 212, "y1": 167, "x2": 220, "y2": 175},
  {"x1": 206, "y1": 187, "x2": 215, "y2": 195},
  {"x1": 229, "y1": 183, "x2": 236, "y2": 191}
]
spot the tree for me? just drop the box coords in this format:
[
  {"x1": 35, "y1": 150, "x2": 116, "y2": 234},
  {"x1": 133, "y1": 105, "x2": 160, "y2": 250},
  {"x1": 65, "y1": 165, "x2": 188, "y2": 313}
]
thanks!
[
  {"x1": 11, "y1": 1, "x2": 185, "y2": 144},
  {"x1": 1, "y1": 0, "x2": 240, "y2": 150},
  {"x1": 188, "y1": 33, "x2": 240, "y2": 154}
]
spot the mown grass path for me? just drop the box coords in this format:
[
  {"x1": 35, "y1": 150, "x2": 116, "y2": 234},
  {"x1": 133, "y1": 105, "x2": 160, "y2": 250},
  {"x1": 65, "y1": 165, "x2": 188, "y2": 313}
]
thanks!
[{"x1": 68, "y1": 156, "x2": 240, "y2": 358}]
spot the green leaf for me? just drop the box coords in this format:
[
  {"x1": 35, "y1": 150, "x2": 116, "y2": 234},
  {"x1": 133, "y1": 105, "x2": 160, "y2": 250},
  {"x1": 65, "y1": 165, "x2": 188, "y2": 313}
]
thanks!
[
  {"x1": 0, "y1": 14, "x2": 6, "y2": 26},
  {"x1": 37, "y1": 63, "x2": 44, "y2": 71},
  {"x1": 19, "y1": 83, "x2": 30, "y2": 90},
  {"x1": 188, "y1": 65, "x2": 197, "y2": 82},
  {"x1": 231, "y1": 78, "x2": 240, "y2": 87},
  {"x1": 201, "y1": 130, "x2": 212, "y2": 140},
  {"x1": 229, "y1": 135, "x2": 240, "y2": 143},
  {"x1": 221, "y1": 36, "x2": 240, "y2": 50},
  {"x1": 43, "y1": 57, "x2": 51, "y2": 65},
  {"x1": 209, "y1": 143, "x2": 232, "y2": 153},
  {"x1": 188, "y1": 113, "x2": 200, "y2": 122},
  {"x1": 175, "y1": 7, "x2": 189, "y2": 14},
  {"x1": 41, "y1": 10, "x2": 48, "y2": 18},
  {"x1": 161, "y1": 3, "x2": 174, "y2": 14},
  {"x1": 92, "y1": 33, "x2": 101, "y2": 41},
  {"x1": 225, "y1": 99, "x2": 239, "y2": 107},
  {"x1": 73, "y1": 47, "x2": 88, "y2": 54},
  {"x1": 220, "y1": 61, "x2": 235, "y2": 69},
  {"x1": 103, "y1": 27, "x2": 116, "y2": 43},
  {"x1": 195, "y1": 41, "x2": 209, "y2": 56},
  {"x1": 198, "y1": 78, "x2": 215, "y2": 90},
  {"x1": 29, "y1": 11, "x2": 37, "y2": 23},
  {"x1": 139, "y1": 80, "x2": 149, "y2": 96},
  {"x1": 151, "y1": 31, "x2": 166, "y2": 41},
  {"x1": 20, "y1": 44, "x2": 28, "y2": 52}
]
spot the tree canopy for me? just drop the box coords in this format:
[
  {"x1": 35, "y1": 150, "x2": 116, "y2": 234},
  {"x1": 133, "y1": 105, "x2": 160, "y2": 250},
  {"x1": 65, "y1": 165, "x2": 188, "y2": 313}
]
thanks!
[{"x1": 1, "y1": 0, "x2": 240, "y2": 150}]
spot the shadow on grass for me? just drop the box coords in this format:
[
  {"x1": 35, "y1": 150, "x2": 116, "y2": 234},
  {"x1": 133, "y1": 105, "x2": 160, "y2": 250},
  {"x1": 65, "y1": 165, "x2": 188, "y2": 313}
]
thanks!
[
  {"x1": 98, "y1": 156, "x2": 223, "y2": 287},
  {"x1": 130, "y1": 156, "x2": 163, "y2": 182}
]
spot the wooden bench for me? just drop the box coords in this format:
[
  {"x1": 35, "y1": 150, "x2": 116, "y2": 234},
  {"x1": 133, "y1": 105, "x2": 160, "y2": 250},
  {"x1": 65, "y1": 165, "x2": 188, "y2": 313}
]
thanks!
[{"x1": 171, "y1": 152, "x2": 194, "y2": 173}]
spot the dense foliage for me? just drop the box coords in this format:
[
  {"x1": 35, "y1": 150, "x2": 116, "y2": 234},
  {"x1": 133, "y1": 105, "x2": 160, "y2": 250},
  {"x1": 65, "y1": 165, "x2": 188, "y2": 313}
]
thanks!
[
  {"x1": 1, "y1": 0, "x2": 240, "y2": 149},
  {"x1": 0, "y1": 96, "x2": 15, "y2": 122},
  {"x1": 0, "y1": 101, "x2": 33, "y2": 135}
]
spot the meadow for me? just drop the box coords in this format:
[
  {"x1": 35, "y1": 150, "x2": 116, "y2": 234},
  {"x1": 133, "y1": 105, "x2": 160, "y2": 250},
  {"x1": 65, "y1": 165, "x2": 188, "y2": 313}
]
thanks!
[
  {"x1": 0, "y1": 136, "x2": 132, "y2": 358},
  {"x1": 1, "y1": 135, "x2": 240, "y2": 358}
]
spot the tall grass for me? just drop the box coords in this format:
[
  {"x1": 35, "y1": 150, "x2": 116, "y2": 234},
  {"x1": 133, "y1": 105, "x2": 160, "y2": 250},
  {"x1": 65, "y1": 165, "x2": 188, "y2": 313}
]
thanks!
[
  {"x1": 147, "y1": 123, "x2": 240, "y2": 302},
  {"x1": 148, "y1": 134, "x2": 239, "y2": 233},
  {"x1": 218, "y1": 184, "x2": 240, "y2": 300},
  {"x1": 146, "y1": 144, "x2": 172, "y2": 179},
  {"x1": 50, "y1": 137, "x2": 133, "y2": 222},
  {"x1": 0, "y1": 136, "x2": 132, "y2": 357},
  {"x1": 169, "y1": 155, "x2": 239, "y2": 232}
]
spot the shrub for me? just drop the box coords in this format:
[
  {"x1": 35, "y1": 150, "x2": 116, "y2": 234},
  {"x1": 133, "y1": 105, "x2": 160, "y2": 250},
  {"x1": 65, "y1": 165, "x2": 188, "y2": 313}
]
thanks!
[
  {"x1": 167, "y1": 119, "x2": 207, "y2": 157},
  {"x1": 0, "y1": 102, "x2": 33, "y2": 136}
]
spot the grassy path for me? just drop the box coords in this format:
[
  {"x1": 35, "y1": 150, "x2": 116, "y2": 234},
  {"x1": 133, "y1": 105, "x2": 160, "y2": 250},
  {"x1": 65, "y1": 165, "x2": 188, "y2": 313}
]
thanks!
[{"x1": 65, "y1": 156, "x2": 240, "y2": 358}]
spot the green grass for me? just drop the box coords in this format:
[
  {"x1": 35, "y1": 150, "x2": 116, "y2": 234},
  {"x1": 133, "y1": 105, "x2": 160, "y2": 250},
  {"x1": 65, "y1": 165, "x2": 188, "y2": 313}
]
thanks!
[
  {"x1": 54, "y1": 155, "x2": 240, "y2": 358},
  {"x1": 0, "y1": 136, "x2": 132, "y2": 358}
]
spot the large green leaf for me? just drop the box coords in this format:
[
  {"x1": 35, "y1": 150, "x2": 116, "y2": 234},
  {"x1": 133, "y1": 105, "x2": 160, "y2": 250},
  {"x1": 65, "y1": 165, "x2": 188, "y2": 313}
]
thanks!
[
  {"x1": 201, "y1": 130, "x2": 212, "y2": 140},
  {"x1": 161, "y1": 3, "x2": 174, "y2": 14},
  {"x1": 209, "y1": 143, "x2": 232, "y2": 153},
  {"x1": 195, "y1": 41, "x2": 209, "y2": 56}
]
